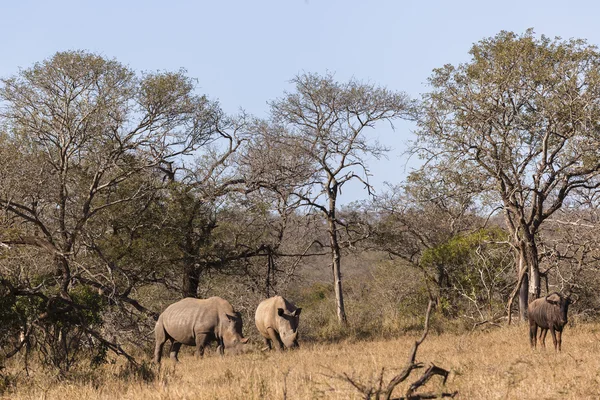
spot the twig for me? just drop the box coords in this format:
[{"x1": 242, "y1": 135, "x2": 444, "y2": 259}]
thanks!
[
  {"x1": 332, "y1": 299, "x2": 456, "y2": 399},
  {"x1": 383, "y1": 300, "x2": 435, "y2": 400}
]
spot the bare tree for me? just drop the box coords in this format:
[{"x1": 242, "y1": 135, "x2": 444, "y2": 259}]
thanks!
[{"x1": 268, "y1": 72, "x2": 412, "y2": 324}]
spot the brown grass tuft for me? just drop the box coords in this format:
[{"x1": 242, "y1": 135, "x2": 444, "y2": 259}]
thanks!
[{"x1": 3, "y1": 323, "x2": 600, "y2": 399}]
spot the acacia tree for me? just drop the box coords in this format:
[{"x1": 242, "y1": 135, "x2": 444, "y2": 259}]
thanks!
[
  {"x1": 268, "y1": 73, "x2": 412, "y2": 324},
  {"x1": 0, "y1": 51, "x2": 216, "y2": 367},
  {"x1": 414, "y1": 30, "x2": 600, "y2": 320}
]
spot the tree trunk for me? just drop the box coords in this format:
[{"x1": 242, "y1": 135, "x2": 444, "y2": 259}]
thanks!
[
  {"x1": 265, "y1": 252, "x2": 274, "y2": 298},
  {"x1": 327, "y1": 216, "x2": 347, "y2": 325},
  {"x1": 518, "y1": 270, "x2": 529, "y2": 321},
  {"x1": 182, "y1": 257, "x2": 200, "y2": 298},
  {"x1": 514, "y1": 233, "x2": 540, "y2": 320},
  {"x1": 523, "y1": 240, "x2": 540, "y2": 301}
]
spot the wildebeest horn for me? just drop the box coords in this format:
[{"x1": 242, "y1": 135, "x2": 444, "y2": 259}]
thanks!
[
  {"x1": 546, "y1": 292, "x2": 561, "y2": 304},
  {"x1": 570, "y1": 293, "x2": 580, "y2": 304}
]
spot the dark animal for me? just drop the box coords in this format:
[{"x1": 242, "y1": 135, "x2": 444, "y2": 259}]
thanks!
[
  {"x1": 255, "y1": 296, "x2": 301, "y2": 351},
  {"x1": 528, "y1": 292, "x2": 572, "y2": 351},
  {"x1": 154, "y1": 297, "x2": 248, "y2": 363}
]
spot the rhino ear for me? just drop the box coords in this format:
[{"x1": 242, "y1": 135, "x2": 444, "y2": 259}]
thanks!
[
  {"x1": 294, "y1": 308, "x2": 302, "y2": 317},
  {"x1": 226, "y1": 313, "x2": 237, "y2": 321},
  {"x1": 546, "y1": 293, "x2": 561, "y2": 304},
  {"x1": 277, "y1": 308, "x2": 285, "y2": 316}
]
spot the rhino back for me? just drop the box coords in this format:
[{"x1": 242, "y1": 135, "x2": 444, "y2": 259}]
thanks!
[{"x1": 162, "y1": 297, "x2": 231, "y2": 344}]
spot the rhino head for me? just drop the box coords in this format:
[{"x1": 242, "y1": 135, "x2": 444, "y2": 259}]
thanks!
[
  {"x1": 277, "y1": 307, "x2": 302, "y2": 349},
  {"x1": 222, "y1": 312, "x2": 249, "y2": 354}
]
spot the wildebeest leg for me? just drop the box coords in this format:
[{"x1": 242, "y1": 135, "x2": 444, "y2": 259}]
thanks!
[
  {"x1": 556, "y1": 329, "x2": 562, "y2": 352},
  {"x1": 194, "y1": 333, "x2": 210, "y2": 358},
  {"x1": 549, "y1": 327, "x2": 558, "y2": 351},
  {"x1": 266, "y1": 327, "x2": 284, "y2": 351},
  {"x1": 529, "y1": 322, "x2": 538, "y2": 349},
  {"x1": 539, "y1": 328, "x2": 548, "y2": 349},
  {"x1": 169, "y1": 341, "x2": 182, "y2": 361}
]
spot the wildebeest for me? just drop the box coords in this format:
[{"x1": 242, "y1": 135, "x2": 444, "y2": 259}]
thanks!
[
  {"x1": 528, "y1": 292, "x2": 572, "y2": 351},
  {"x1": 154, "y1": 297, "x2": 248, "y2": 363},
  {"x1": 255, "y1": 296, "x2": 301, "y2": 351}
]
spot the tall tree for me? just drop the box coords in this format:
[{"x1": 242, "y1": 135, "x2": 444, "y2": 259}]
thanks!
[
  {"x1": 0, "y1": 51, "x2": 216, "y2": 367},
  {"x1": 268, "y1": 72, "x2": 411, "y2": 324},
  {"x1": 414, "y1": 30, "x2": 600, "y2": 320}
]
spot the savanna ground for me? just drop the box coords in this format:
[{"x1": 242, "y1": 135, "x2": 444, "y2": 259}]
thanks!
[{"x1": 3, "y1": 323, "x2": 600, "y2": 400}]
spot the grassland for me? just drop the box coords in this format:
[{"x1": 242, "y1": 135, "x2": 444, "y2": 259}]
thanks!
[{"x1": 3, "y1": 323, "x2": 600, "y2": 399}]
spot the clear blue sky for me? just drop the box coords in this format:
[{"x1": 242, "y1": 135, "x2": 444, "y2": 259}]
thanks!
[{"x1": 2, "y1": 0, "x2": 600, "y2": 203}]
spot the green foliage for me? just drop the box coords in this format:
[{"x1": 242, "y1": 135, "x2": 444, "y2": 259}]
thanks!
[
  {"x1": 420, "y1": 227, "x2": 508, "y2": 272},
  {"x1": 70, "y1": 285, "x2": 105, "y2": 326},
  {"x1": 420, "y1": 228, "x2": 513, "y2": 318}
]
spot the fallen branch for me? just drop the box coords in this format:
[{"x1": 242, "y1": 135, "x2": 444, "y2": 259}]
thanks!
[
  {"x1": 382, "y1": 300, "x2": 435, "y2": 400},
  {"x1": 333, "y1": 300, "x2": 456, "y2": 399},
  {"x1": 405, "y1": 364, "x2": 456, "y2": 399}
]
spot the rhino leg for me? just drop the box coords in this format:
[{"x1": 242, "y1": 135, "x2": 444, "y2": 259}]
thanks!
[
  {"x1": 266, "y1": 328, "x2": 284, "y2": 351},
  {"x1": 261, "y1": 336, "x2": 272, "y2": 351},
  {"x1": 169, "y1": 341, "x2": 182, "y2": 361},
  {"x1": 194, "y1": 333, "x2": 211, "y2": 358},
  {"x1": 154, "y1": 322, "x2": 168, "y2": 363}
]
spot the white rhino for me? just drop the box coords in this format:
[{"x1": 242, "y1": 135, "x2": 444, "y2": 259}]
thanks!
[
  {"x1": 255, "y1": 296, "x2": 301, "y2": 350},
  {"x1": 154, "y1": 297, "x2": 248, "y2": 363}
]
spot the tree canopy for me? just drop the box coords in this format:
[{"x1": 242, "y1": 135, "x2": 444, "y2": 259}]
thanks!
[{"x1": 414, "y1": 30, "x2": 600, "y2": 318}]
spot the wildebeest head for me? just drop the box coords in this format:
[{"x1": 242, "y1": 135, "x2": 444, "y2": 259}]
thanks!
[
  {"x1": 277, "y1": 307, "x2": 302, "y2": 349},
  {"x1": 223, "y1": 312, "x2": 249, "y2": 354},
  {"x1": 545, "y1": 292, "x2": 572, "y2": 326}
]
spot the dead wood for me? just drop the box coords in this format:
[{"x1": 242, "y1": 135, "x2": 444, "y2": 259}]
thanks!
[{"x1": 333, "y1": 299, "x2": 456, "y2": 399}]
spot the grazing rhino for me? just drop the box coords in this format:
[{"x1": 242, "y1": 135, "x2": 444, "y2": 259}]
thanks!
[
  {"x1": 528, "y1": 292, "x2": 572, "y2": 351},
  {"x1": 255, "y1": 296, "x2": 301, "y2": 351},
  {"x1": 154, "y1": 297, "x2": 248, "y2": 363}
]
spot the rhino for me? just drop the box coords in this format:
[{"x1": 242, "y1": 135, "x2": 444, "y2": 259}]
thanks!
[
  {"x1": 255, "y1": 296, "x2": 301, "y2": 351},
  {"x1": 154, "y1": 296, "x2": 248, "y2": 363}
]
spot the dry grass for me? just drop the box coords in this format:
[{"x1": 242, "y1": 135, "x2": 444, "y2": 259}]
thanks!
[{"x1": 4, "y1": 323, "x2": 600, "y2": 399}]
